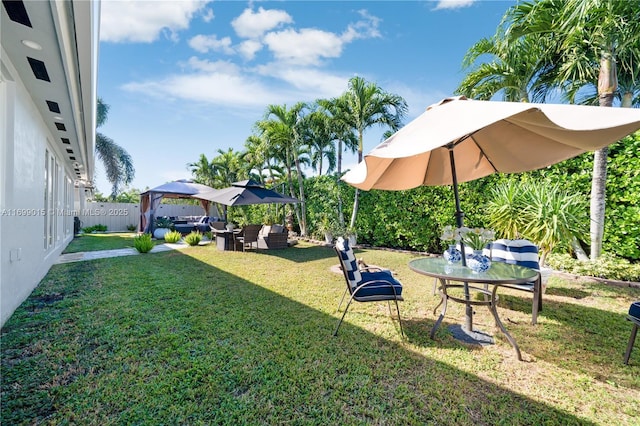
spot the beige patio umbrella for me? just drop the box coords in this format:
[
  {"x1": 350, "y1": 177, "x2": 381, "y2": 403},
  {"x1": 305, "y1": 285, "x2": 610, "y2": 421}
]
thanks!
[
  {"x1": 343, "y1": 96, "x2": 640, "y2": 330},
  {"x1": 344, "y1": 96, "x2": 640, "y2": 191}
]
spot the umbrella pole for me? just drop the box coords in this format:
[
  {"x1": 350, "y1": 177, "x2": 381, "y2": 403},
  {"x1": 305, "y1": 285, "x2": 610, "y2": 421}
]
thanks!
[{"x1": 449, "y1": 147, "x2": 473, "y2": 332}]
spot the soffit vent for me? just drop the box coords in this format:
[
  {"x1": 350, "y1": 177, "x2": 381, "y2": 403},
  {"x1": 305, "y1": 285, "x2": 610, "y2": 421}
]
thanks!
[
  {"x1": 69, "y1": 156, "x2": 76, "y2": 160},
  {"x1": 61, "y1": 138, "x2": 70, "y2": 144},
  {"x1": 66, "y1": 149, "x2": 73, "y2": 154},
  {"x1": 55, "y1": 122, "x2": 66, "y2": 131},
  {"x1": 27, "y1": 57, "x2": 50, "y2": 82},
  {"x1": 2, "y1": 0, "x2": 32, "y2": 28},
  {"x1": 46, "y1": 100, "x2": 61, "y2": 113}
]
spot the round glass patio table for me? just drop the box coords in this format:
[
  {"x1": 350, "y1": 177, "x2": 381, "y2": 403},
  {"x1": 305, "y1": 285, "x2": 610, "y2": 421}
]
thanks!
[{"x1": 409, "y1": 257, "x2": 538, "y2": 361}]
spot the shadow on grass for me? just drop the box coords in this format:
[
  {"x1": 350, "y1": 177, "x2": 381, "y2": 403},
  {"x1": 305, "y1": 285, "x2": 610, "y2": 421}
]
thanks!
[
  {"x1": 513, "y1": 295, "x2": 640, "y2": 386},
  {"x1": 545, "y1": 287, "x2": 591, "y2": 299},
  {"x1": 254, "y1": 241, "x2": 337, "y2": 263},
  {"x1": 0, "y1": 247, "x2": 600, "y2": 424}
]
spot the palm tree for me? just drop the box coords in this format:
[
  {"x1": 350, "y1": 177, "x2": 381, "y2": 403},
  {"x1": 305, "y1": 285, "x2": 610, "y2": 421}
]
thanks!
[
  {"x1": 188, "y1": 153, "x2": 217, "y2": 187},
  {"x1": 316, "y1": 96, "x2": 358, "y2": 227},
  {"x1": 503, "y1": 0, "x2": 640, "y2": 259},
  {"x1": 96, "y1": 98, "x2": 134, "y2": 199},
  {"x1": 316, "y1": 97, "x2": 358, "y2": 176},
  {"x1": 243, "y1": 135, "x2": 268, "y2": 184},
  {"x1": 455, "y1": 32, "x2": 554, "y2": 102},
  {"x1": 340, "y1": 77, "x2": 408, "y2": 229},
  {"x1": 256, "y1": 103, "x2": 310, "y2": 235},
  {"x1": 305, "y1": 109, "x2": 337, "y2": 176},
  {"x1": 212, "y1": 148, "x2": 246, "y2": 187}
]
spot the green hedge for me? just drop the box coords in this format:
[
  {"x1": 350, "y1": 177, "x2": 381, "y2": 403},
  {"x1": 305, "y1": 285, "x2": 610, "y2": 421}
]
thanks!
[{"x1": 304, "y1": 132, "x2": 640, "y2": 261}]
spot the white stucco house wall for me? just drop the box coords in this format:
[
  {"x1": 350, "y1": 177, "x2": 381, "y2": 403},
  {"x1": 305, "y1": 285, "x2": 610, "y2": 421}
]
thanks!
[{"x1": 1, "y1": 0, "x2": 99, "y2": 327}]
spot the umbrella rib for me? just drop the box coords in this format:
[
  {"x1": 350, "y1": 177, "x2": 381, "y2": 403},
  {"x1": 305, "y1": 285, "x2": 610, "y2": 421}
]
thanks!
[{"x1": 464, "y1": 133, "x2": 499, "y2": 174}]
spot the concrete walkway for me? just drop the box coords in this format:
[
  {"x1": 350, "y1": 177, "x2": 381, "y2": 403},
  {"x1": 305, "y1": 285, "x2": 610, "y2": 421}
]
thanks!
[{"x1": 56, "y1": 242, "x2": 194, "y2": 264}]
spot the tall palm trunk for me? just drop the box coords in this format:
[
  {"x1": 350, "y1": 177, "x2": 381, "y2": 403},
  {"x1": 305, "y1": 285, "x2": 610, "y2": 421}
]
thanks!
[
  {"x1": 284, "y1": 148, "x2": 301, "y2": 233},
  {"x1": 590, "y1": 51, "x2": 617, "y2": 259},
  {"x1": 294, "y1": 157, "x2": 307, "y2": 236},
  {"x1": 336, "y1": 139, "x2": 345, "y2": 227},
  {"x1": 349, "y1": 133, "x2": 364, "y2": 229}
]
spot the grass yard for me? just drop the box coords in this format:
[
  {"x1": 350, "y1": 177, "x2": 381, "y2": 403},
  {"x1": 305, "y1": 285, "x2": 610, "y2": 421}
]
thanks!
[
  {"x1": 2, "y1": 239, "x2": 639, "y2": 424},
  {"x1": 62, "y1": 232, "x2": 146, "y2": 253}
]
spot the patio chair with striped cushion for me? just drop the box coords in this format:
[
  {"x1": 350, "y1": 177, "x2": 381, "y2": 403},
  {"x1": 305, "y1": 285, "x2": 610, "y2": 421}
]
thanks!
[
  {"x1": 490, "y1": 239, "x2": 543, "y2": 325},
  {"x1": 333, "y1": 237, "x2": 404, "y2": 338}
]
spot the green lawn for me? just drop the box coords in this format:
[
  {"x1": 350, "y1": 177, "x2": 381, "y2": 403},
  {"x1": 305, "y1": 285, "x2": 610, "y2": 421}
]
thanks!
[
  {"x1": 62, "y1": 232, "x2": 145, "y2": 253},
  {"x1": 2, "y1": 239, "x2": 639, "y2": 424}
]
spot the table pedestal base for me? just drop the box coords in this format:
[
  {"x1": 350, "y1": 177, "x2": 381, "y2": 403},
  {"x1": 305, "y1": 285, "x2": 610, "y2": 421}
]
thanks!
[
  {"x1": 448, "y1": 324, "x2": 494, "y2": 346},
  {"x1": 431, "y1": 279, "x2": 523, "y2": 361}
]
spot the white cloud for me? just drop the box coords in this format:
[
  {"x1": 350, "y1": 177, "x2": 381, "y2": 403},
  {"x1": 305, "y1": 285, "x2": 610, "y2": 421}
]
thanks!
[
  {"x1": 118, "y1": 7, "x2": 385, "y2": 113},
  {"x1": 188, "y1": 34, "x2": 235, "y2": 54},
  {"x1": 255, "y1": 63, "x2": 348, "y2": 99},
  {"x1": 231, "y1": 7, "x2": 293, "y2": 39},
  {"x1": 122, "y1": 63, "x2": 278, "y2": 108},
  {"x1": 432, "y1": 0, "x2": 476, "y2": 11},
  {"x1": 185, "y1": 57, "x2": 240, "y2": 74},
  {"x1": 260, "y1": 9, "x2": 381, "y2": 66},
  {"x1": 201, "y1": 8, "x2": 215, "y2": 23},
  {"x1": 122, "y1": 60, "x2": 350, "y2": 110},
  {"x1": 237, "y1": 40, "x2": 264, "y2": 60},
  {"x1": 341, "y1": 9, "x2": 382, "y2": 42},
  {"x1": 263, "y1": 28, "x2": 343, "y2": 66},
  {"x1": 100, "y1": 0, "x2": 212, "y2": 43}
]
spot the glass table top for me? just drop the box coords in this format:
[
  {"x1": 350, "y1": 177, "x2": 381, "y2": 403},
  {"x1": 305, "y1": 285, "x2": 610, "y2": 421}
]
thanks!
[{"x1": 409, "y1": 257, "x2": 538, "y2": 284}]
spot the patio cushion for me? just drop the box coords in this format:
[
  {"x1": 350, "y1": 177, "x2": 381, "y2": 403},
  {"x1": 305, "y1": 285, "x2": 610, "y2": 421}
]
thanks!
[
  {"x1": 491, "y1": 239, "x2": 540, "y2": 270},
  {"x1": 357, "y1": 271, "x2": 403, "y2": 297},
  {"x1": 335, "y1": 237, "x2": 361, "y2": 289},
  {"x1": 260, "y1": 225, "x2": 271, "y2": 237},
  {"x1": 271, "y1": 224, "x2": 284, "y2": 233},
  {"x1": 630, "y1": 302, "x2": 640, "y2": 320}
]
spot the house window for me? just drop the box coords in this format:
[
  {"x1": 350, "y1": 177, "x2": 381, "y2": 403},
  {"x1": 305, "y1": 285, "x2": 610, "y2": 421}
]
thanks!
[
  {"x1": 53, "y1": 162, "x2": 59, "y2": 243},
  {"x1": 43, "y1": 150, "x2": 57, "y2": 249},
  {"x1": 44, "y1": 149, "x2": 49, "y2": 249},
  {"x1": 64, "y1": 177, "x2": 72, "y2": 236}
]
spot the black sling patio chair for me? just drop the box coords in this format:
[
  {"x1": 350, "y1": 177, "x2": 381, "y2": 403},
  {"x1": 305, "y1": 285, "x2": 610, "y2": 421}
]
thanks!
[{"x1": 333, "y1": 237, "x2": 404, "y2": 338}]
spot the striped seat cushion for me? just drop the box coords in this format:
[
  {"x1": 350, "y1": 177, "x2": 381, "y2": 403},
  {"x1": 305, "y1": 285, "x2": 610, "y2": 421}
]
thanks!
[
  {"x1": 490, "y1": 239, "x2": 540, "y2": 271},
  {"x1": 358, "y1": 270, "x2": 403, "y2": 297},
  {"x1": 336, "y1": 237, "x2": 362, "y2": 290},
  {"x1": 630, "y1": 301, "x2": 640, "y2": 320}
]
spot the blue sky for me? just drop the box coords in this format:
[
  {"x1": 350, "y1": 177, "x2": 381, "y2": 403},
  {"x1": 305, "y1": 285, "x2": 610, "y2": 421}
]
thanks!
[{"x1": 96, "y1": 0, "x2": 514, "y2": 194}]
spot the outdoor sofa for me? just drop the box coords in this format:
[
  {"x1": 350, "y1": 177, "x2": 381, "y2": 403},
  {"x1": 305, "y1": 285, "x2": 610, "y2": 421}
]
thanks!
[
  {"x1": 170, "y1": 216, "x2": 221, "y2": 234},
  {"x1": 257, "y1": 224, "x2": 290, "y2": 250}
]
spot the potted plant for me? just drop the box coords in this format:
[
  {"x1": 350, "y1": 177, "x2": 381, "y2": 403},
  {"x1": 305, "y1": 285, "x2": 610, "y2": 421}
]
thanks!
[
  {"x1": 345, "y1": 225, "x2": 357, "y2": 246},
  {"x1": 153, "y1": 217, "x2": 173, "y2": 240},
  {"x1": 318, "y1": 215, "x2": 337, "y2": 244}
]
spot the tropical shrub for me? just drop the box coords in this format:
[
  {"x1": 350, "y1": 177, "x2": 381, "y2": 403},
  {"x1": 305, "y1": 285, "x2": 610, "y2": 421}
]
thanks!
[
  {"x1": 546, "y1": 252, "x2": 640, "y2": 282},
  {"x1": 163, "y1": 230, "x2": 182, "y2": 243},
  {"x1": 155, "y1": 217, "x2": 173, "y2": 229},
  {"x1": 126, "y1": 224, "x2": 137, "y2": 232},
  {"x1": 184, "y1": 231, "x2": 202, "y2": 246},
  {"x1": 133, "y1": 233, "x2": 154, "y2": 253},
  {"x1": 486, "y1": 180, "x2": 588, "y2": 264}
]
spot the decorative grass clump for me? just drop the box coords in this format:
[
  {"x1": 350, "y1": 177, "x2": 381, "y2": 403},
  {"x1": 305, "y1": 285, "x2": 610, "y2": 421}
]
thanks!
[
  {"x1": 133, "y1": 233, "x2": 154, "y2": 253},
  {"x1": 81, "y1": 224, "x2": 108, "y2": 233},
  {"x1": 2, "y1": 237, "x2": 639, "y2": 425},
  {"x1": 184, "y1": 231, "x2": 202, "y2": 246},
  {"x1": 163, "y1": 230, "x2": 182, "y2": 243}
]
